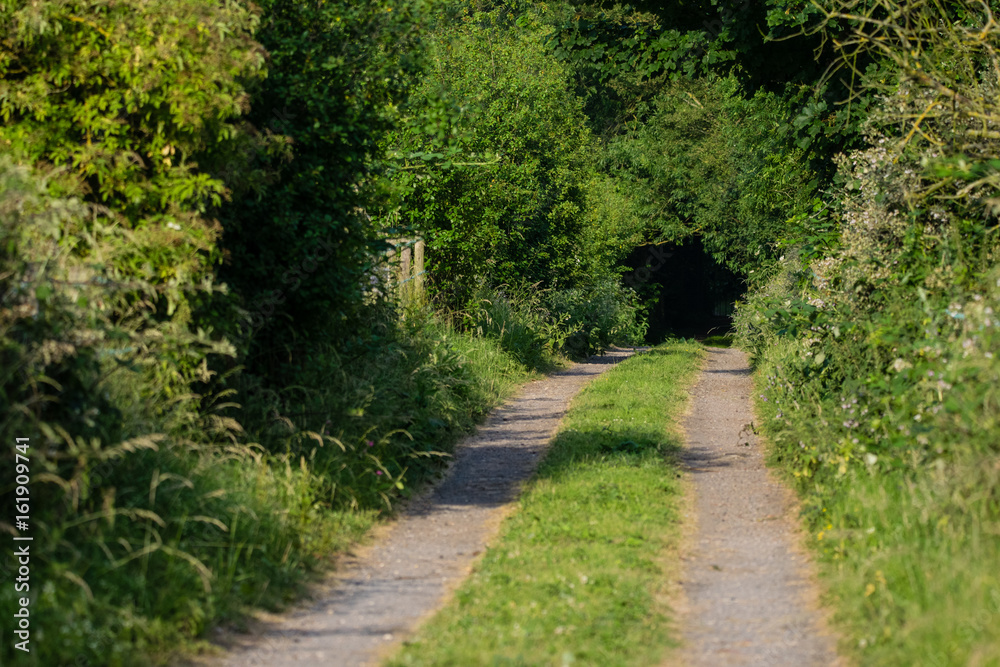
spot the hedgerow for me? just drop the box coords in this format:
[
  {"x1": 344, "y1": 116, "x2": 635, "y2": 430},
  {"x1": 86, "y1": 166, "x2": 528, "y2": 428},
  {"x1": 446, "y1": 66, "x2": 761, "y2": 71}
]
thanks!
[{"x1": 736, "y1": 1, "x2": 1000, "y2": 661}]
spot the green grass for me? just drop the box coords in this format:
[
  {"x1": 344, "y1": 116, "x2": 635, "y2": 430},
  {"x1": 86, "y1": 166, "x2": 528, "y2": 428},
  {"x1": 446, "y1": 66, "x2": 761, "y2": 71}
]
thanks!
[
  {"x1": 807, "y1": 468, "x2": 1000, "y2": 666},
  {"x1": 750, "y1": 335, "x2": 1000, "y2": 666},
  {"x1": 387, "y1": 340, "x2": 703, "y2": 667},
  {"x1": 700, "y1": 333, "x2": 734, "y2": 348},
  {"x1": 756, "y1": 395, "x2": 1000, "y2": 665}
]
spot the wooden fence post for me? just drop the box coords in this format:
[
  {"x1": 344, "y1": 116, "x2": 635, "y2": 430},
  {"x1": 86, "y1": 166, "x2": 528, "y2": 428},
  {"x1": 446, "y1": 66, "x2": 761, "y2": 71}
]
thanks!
[
  {"x1": 385, "y1": 237, "x2": 426, "y2": 306},
  {"x1": 413, "y1": 239, "x2": 425, "y2": 301},
  {"x1": 400, "y1": 244, "x2": 412, "y2": 302}
]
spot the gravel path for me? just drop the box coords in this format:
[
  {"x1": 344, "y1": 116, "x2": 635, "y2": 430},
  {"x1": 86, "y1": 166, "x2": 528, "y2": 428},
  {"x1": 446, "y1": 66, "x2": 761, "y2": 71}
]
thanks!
[
  {"x1": 670, "y1": 347, "x2": 842, "y2": 666},
  {"x1": 207, "y1": 348, "x2": 635, "y2": 667}
]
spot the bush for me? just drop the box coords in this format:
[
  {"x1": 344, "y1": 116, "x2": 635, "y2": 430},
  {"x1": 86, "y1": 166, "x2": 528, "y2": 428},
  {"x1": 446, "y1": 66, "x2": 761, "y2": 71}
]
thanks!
[
  {"x1": 462, "y1": 284, "x2": 569, "y2": 371},
  {"x1": 547, "y1": 280, "x2": 648, "y2": 358},
  {"x1": 0, "y1": 0, "x2": 262, "y2": 304},
  {"x1": 603, "y1": 74, "x2": 816, "y2": 277},
  {"x1": 237, "y1": 305, "x2": 530, "y2": 512},
  {"x1": 458, "y1": 279, "x2": 646, "y2": 367},
  {"x1": 0, "y1": 166, "x2": 530, "y2": 662}
]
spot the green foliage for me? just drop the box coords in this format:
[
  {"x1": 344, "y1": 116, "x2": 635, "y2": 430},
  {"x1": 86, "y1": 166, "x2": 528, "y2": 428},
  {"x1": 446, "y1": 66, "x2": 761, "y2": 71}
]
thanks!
[
  {"x1": 0, "y1": 165, "x2": 531, "y2": 664},
  {"x1": 385, "y1": 5, "x2": 604, "y2": 308},
  {"x1": 547, "y1": 0, "x2": 844, "y2": 124},
  {"x1": 237, "y1": 307, "x2": 531, "y2": 514},
  {"x1": 377, "y1": 2, "x2": 652, "y2": 356},
  {"x1": 741, "y1": 260, "x2": 1000, "y2": 662},
  {"x1": 606, "y1": 74, "x2": 816, "y2": 277},
  {"x1": 460, "y1": 278, "x2": 648, "y2": 367},
  {"x1": 0, "y1": 0, "x2": 262, "y2": 299},
  {"x1": 578, "y1": 171, "x2": 646, "y2": 275},
  {"x1": 0, "y1": 157, "x2": 233, "y2": 453},
  {"x1": 0, "y1": 159, "x2": 328, "y2": 666},
  {"x1": 0, "y1": 26, "x2": 272, "y2": 661},
  {"x1": 548, "y1": 279, "x2": 648, "y2": 357},
  {"x1": 13, "y1": 0, "x2": 963, "y2": 661},
  {"x1": 215, "y1": 0, "x2": 428, "y2": 362},
  {"x1": 735, "y1": 2, "x2": 1000, "y2": 660},
  {"x1": 545, "y1": 5, "x2": 718, "y2": 137},
  {"x1": 463, "y1": 284, "x2": 569, "y2": 371},
  {"x1": 0, "y1": 3, "x2": 531, "y2": 663}
]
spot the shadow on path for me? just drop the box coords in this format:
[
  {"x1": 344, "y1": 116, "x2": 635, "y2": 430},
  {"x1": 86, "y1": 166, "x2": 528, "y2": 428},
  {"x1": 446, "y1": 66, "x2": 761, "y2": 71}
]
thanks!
[
  {"x1": 669, "y1": 347, "x2": 843, "y2": 667},
  {"x1": 202, "y1": 348, "x2": 638, "y2": 667}
]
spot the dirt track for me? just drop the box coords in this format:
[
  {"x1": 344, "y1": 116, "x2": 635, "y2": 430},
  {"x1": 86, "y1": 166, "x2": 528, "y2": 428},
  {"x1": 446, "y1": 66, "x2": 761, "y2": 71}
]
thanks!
[
  {"x1": 204, "y1": 349, "x2": 635, "y2": 667},
  {"x1": 198, "y1": 345, "x2": 843, "y2": 667},
  {"x1": 670, "y1": 347, "x2": 842, "y2": 666}
]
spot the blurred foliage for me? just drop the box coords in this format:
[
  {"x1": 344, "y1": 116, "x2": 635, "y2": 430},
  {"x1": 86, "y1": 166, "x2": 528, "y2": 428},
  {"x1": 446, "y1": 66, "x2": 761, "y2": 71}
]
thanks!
[
  {"x1": 604, "y1": 74, "x2": 817, "y2": 277},
  {"x1": 0, "y1": 0, "x2": 262, "y2": 307}
]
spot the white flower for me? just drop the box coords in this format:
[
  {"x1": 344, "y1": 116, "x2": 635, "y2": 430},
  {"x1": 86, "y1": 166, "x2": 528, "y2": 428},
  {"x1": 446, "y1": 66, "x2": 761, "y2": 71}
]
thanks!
[{"x1": 166, "y1": 222, "x2": 182, "y2": 231}]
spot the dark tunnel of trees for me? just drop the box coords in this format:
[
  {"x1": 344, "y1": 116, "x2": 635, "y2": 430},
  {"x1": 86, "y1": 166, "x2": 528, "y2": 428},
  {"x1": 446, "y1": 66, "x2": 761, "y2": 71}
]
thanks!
[{"x1": 623, "y1": 238, "x2": 744, "y2": 342}]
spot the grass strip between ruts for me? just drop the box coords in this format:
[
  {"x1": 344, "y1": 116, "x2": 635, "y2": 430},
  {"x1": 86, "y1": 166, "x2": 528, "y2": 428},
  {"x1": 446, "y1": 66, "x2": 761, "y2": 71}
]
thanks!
[{"x1": 387, "y1": 340, "x2": 704, "y2": 666}]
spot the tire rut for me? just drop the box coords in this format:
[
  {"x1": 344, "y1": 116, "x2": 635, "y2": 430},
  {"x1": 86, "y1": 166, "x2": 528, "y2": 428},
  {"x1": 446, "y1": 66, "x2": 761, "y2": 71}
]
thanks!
[
  {"x1": 196, "y1": 348, "x2": 637, "y2": 667},
  {"x1": 668, "y1": 347, "x2": 842, "y2": 666}
]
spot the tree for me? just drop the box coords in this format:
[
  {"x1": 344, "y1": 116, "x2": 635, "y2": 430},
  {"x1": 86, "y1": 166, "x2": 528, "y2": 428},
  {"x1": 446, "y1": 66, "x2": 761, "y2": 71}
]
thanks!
[
  {"x1": 385, "y1": 7, "x2": 604, "y2": 308},
  {"x1": 213, "y1": 0, "x2": 428, "y2": 373},
  {"x1": 604, "y1": 75, "x2": 815, "y2": 277}
]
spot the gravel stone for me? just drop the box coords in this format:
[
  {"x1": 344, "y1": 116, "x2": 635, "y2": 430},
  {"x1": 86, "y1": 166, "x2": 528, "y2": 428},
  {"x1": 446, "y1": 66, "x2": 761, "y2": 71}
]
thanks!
[
  {"x1": 202, "y1": 348, "x2": 636, "y2": 667},
  {"x1": 669, "y1": 347, "x2": 843, "y2": 666}
]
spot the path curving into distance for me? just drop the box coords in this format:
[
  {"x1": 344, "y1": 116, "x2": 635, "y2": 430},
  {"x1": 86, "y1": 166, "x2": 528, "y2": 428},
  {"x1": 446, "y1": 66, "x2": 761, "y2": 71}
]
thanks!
[
  {"x1": 670, "y1": 347, "x2": 842, "y2": 666},
  {"x1": 204, "y1": 348, "x2": 636, "y2": 667}
]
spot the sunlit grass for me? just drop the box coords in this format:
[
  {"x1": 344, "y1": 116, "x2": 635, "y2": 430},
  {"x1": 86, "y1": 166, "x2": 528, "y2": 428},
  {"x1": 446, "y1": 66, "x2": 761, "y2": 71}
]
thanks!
[
  {"x1": 701, "y1": 333, "x2": 734, "y2": 348},
  {"x1": 751, "y1": 333, "x2": 1000, "y2": 666},
  {"x1": 812, "y1": 470, "x2": 1000, "y2": 666},
  {"x1": 388, "y1": 340, "x2": 703, "y2": 666}
]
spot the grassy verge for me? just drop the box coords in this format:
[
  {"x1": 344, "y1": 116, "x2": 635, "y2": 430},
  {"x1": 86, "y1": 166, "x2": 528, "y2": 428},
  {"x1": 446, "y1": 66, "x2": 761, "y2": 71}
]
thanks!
[
  {"x1": 387, "y1": 340, "x2": 703, "y2": 667},
  {"x1": 172, "y1": 314, "x2": 542, "y2": 661},
  {"x1": 238, "y1": 309, "x2": 543, "y2": 516},
  {"x1": 1, "y1": 310, "x2": 539, "y2": 667},
  {"x1": 750, "y1": 335, "x2": 1000, "y2": 666}
]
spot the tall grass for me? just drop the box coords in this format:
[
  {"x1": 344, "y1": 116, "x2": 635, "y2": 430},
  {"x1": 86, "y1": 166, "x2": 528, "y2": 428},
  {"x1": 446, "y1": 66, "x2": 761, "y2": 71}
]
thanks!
[
  {"x1": 237, "y1": 306, "x2": 532, "y2": 514},
  {"x1": 464, "y1": 283, "x2": 569, "y2": 371},
  {"x1": 1, "y1": 211, "x2": 532, "y2": 667}
]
